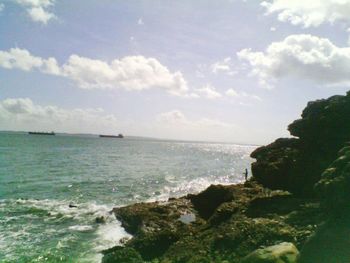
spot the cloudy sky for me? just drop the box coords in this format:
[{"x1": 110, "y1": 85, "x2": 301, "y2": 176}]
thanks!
[{"x1": 1, "y1": 0, "x2": 350, "y2": 144}]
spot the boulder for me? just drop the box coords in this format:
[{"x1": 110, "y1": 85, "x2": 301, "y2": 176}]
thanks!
[
  {"x1": 113, "y1": 197, "x2": 195, "y2": 236},
  {"x1": 111, "y1": 197, "x2": 198, "y2": 261},
  {"x1": 241, "y1": 242, "x2": 299, "y2": 263},
  {"x1": 188, "y1": 184, "x2": 236, "y2": 219},
  {"x1": 288, "y1": 94, "x2": 350, "y2": 146},
  {"x1": 250, "y1": 138, "x2": 301, "y2": 193}
]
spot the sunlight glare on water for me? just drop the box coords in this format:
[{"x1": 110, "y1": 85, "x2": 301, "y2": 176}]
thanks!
[{"x1": 0, "y1": 133, "x2": 257, "y2": 262}]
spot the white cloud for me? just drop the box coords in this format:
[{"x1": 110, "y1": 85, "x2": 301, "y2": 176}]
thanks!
[
  {"x1": 137, "y1": 17, "x2": 144, "y2": 25},
  {"x1": 27, "y1": 6, "x2": 55, "y2": 24},
  {"x1": 226, "y1": 88, "x2": 262, "y2": 101},
  {"x1": 196, "y1": 84, "x2": 222, "y2": 99},
  {"x1": 16, "y1": 0, "x2": 53, "y2": 7},
  {"x1": 62, "y1": 55, "x2": 189, "y2": 96},
  {"x1": 0, "y1": 98, "x2": 121, "y2": 134},
  {"x1": 211, "y1": 57, "x2": 237, "y2": 76},
  {"x1": 237, "y1": 34, "x2": 350, "y2": 88},
  {"x1": 261, "y1": 0, "x2": 350, "y2": 28},
  {"x1": 15, "y1": 0, "x2": 56, "y2": 24},
  {"x1": 0, "y1": 48, "x2": 60, "y2": 74},
  {"x1": 226, "y1": 88, "x2": 239, "y2": 97},
  {"x1": 0, "y1": 48, "x2": 190, "y2": 97},
  {"x1": 270, "y1": 26, "x2": 277, "y2": 31}
]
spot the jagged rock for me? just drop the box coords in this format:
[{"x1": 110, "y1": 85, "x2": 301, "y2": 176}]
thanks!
[
  {"x1": 288, "y1": 94, "x2": 350, "y2": 146},
  {"x1": 241, "y1": 242, "x2": 299, "y2": 263},
  {"x1": 251, "y1": 92, "x2": 350, "y2": 196},
  {"x1": 315, "y1": 146, "x2": 350, "y2": 214},
  {"x1": 112, "y1": 197, "x2": 196, "y2": 236},
  {"x1": 102, "y1": 246, "x2": 143, "y2": 263},
  {"x1": 95, "y1": 216, "x2": 106, "y2": 224},
  {"x1": 188, "y1": 184, "x2": 236, "y2": 219},
  {"x1": 104, "y1": 182, "x2": 321, "y2": 263},
  {"x1": 250, "y1": 138, "x2": 301, "y2": 193},
  {"x1": 111, "y1": 197, "x2": 200, "y2": 261}
]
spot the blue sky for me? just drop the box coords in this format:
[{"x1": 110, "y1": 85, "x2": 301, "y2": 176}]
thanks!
[{"x1": 1, "y1": 0, "x2": 350, "y2": 144}]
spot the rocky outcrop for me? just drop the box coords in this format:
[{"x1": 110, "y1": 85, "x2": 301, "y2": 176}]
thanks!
[
  {"x1": 111, "y1": 197, "x2": 197, "y2": 261},
  {"x1": 103, "y1": 182, "x2": 322, "y2": 263},
  {"x1": 102, "y1": 247, "x2": 143, "y2": 263},
  {"x1": 188, "y1": 184, "x2": 236, "y2": 219},
  {"x1": 241, "y1": 242, "x2": 299, "y2": 263},
  {"x1": 251, "y1": 92, "x2": 350, "y2": 196}
]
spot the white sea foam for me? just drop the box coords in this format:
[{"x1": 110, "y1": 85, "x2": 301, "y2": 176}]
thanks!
[
  {"x1": 0, "y1": 198, "x2": 132, "y2": 262},
  {"x1": 69, "y1": 225, "x2": 94, "y2": 232},
  {"x1": 147, "y1": 175, "x2": 243, "y2": 202},
  {"x1": 95, "y1": 220, "x2": 132, "y2": 250}
]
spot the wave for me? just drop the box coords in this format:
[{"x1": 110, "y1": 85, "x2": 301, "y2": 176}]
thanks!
[
  {"x1": 147, "y1": 174, "x2": 243, "y2": 202},
  {"x1": 0, "y1": 198, "x2": 131, "y2": 262}
]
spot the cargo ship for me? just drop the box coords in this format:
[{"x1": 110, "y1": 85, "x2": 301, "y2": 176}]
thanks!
[
  {"x1": 28, "y1": 131, "x2": 55, "y2": 135},
  {"x1": 99, "y1": 133, "x2": 124, "y2": 138}
]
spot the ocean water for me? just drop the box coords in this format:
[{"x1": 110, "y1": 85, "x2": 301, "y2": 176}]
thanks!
[{"x1": 0, "y1": 133, "x2": 257, "y2": 262}]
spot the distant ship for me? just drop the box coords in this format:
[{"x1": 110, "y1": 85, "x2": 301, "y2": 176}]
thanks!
[
  {"x1": 28, "y1": 131, "x2": 55, "y2": 136},
  {"x1": 99, "y1": 134, "x2": 124, "y2": 138}
]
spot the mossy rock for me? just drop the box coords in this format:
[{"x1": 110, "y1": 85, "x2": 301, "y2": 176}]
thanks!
[
  {"x1": 102, "y1": 246, "x2": 143, "y2": 263},
  {"x1": 241, "y1": 242, "x2": 299, "y2": 263}
]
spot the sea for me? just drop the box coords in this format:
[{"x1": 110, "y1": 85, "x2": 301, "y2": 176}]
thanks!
[{"x1": 0, "y1": 132, "x2": 257, "y2": 262}]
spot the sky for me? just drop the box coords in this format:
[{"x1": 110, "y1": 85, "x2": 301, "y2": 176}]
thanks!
[{"x1": 1, "y1": 0, "x2": 350, "y2": 144}]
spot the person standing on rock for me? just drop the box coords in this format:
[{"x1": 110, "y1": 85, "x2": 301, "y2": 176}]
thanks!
[{"x1": 244, "y1": 168, "x2": 248, "y2": 182}]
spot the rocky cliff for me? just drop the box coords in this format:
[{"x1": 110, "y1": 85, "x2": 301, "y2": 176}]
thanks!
[{"x1": 251, "y1": 92, "x2": 350, "y2": 196}]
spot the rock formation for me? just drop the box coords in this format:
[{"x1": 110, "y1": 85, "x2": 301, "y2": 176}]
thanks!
[
  {"x1": 103, "y1": 182, "x2": 321, "y2": 262},
  {"x1": 251, "y1": 92, "x2": 350, "y2": 196}
]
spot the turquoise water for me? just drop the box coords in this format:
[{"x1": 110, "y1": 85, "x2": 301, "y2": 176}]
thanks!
[{"x1": 0, "y1": 133, "x2": 256, "y2": 262}]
